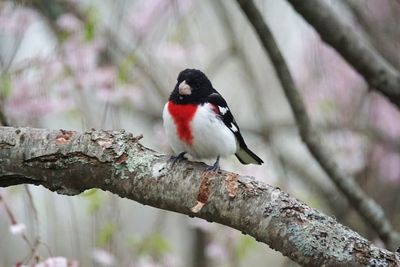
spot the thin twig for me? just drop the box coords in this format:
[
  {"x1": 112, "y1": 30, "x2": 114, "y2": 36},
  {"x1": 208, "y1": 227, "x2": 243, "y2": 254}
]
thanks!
[
  {"x1": 23, "y1": 185, "x2": 41, "y2": 246},
  {"x1": 235, "y1": 0, "x2": 400, "y2": 250},
  {"x1": 0, "y1": 193, "x2": 39, "y2": 264}
]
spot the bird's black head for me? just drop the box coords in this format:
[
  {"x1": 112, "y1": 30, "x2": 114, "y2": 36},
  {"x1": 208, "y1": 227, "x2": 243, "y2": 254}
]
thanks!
[{"x1": 169, "y1": 69, "x2": 214, "y2": 104}]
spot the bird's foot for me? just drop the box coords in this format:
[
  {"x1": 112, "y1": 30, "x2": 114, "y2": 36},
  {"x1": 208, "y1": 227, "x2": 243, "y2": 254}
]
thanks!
[
  {"x1": 168, "y1": 152, "x2": 187, "y2": 168},
  {"x1": 205, "y1": 156, "x2": 220, "y2": 173}
]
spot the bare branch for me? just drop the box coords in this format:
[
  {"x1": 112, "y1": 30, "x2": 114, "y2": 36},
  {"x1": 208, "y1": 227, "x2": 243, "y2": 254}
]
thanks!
[
  {"x1": 0, "y1": 126, "x2": 399, "y2": 266},
  {"x1": 235, "y1": 0, "x2": 400, "y2": 250},
  {"x1": 286, "y1": 0, "x2": 400, "y2": 109}
]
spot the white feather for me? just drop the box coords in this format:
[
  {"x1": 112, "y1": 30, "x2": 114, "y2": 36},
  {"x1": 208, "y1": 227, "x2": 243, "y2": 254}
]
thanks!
[
  {"x1": 218, "y1": 106, "x2": 229, "y2": 115},
  {"x1": 230, "y1": 123, "x2": 238, "y2": 132},
  {"x1": 163, "y1": 103, "x2": 237, "y2": 159}
]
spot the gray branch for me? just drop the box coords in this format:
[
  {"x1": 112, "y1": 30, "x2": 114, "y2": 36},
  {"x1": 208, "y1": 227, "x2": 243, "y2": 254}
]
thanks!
[
  {"x1": 286, "y1": 0, "x2": 400, "y2": 109},
  {"x1": 235, "y1": 0, "x2": 400, "y2": 250},
  {"x1": 0, "y1": 127, "x2": 399, "y2": 266}
]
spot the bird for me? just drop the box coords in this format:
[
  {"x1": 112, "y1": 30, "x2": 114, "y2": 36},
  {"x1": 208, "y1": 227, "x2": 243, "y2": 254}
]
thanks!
[{"x1": 163, "y1": 68, "x2": 263, "y2": 171}]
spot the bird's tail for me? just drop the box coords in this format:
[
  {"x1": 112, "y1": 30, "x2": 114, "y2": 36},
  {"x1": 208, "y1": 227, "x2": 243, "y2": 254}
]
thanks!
[{"x1": 235, "y1": 146, "x2": 263, "y2": 165}]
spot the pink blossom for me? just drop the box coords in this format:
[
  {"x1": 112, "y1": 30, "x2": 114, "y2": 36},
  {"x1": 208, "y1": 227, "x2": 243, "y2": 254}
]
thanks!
[
  {"x1": 205, "y1": 241, "x2": 229, "y2": 262},
  {"x1": 96, "y1": 88, "x2": 118, "y2": 103},
  {"x1": 9, "y1": 223, "x2": 26, "y2": 235},
  {"x1": 365, "y1": 0, "x2": 392, "y2": 19},
  {"x1": 91, "y1": 248, "x2": 115, "y2": 266},
  {"x1": 56, "y1": 78, "x2": 75, "y2": 94},
  {"x1": 380, "y1": 151, "x2": 400, "y2": 182},
  {"x1": 369, "y1": 93, "x2": 400, "y2": 139},
  {"x1": 36, "y1": 56, "x2": 65, "y2": 81},
  {"x1": 62, "y1": 37, "x2": 104, "y2": 74},
  {"x1": 6, "y1": 95, "x2": 69, "y2": 119},
  {"x1": 56, "y1": 13, "x2": 82, "y2": 32},
  {"x1": 77, "y1": 65, "x2": 116, "y2": 91},
  {"x1": 0, "y1": 3, "x2": 37, "y2": 34},
  {"x1": 127, "y1": 0, "x2": 166, "y2": 37},
  {"x1": 97, "y1": 66, "x2": 117, "y2": 85},
  {"x1": 5, "y1": 75, "x2": 74, "y2": 120},
  {"x1": 371, "y1": 145, "x2": 400, "y2": 183},
  {"x1": 35, "y1": 257, "x2": 74, "y2": 267}
]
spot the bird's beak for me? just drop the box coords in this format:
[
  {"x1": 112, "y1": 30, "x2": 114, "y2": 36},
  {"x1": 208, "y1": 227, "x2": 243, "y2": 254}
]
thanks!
[{"x1": 178, "y1": 80, "x2": 192, "y2": 96}]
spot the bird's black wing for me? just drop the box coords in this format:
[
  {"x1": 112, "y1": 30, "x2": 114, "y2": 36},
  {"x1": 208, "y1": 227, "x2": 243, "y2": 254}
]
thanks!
[
  {"x1": 206, "y1": 92, "x2": 264, "y2": 165},
  {"x1": 206, "y1": 92, "x2": 247, "y2": 147}
]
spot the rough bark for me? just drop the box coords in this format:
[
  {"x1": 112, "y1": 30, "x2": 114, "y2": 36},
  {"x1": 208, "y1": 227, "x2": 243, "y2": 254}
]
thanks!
[
  {"x1": 0, "y1": 127, "x2": 399, "y2": 266},
  {"x1": 286, "y1": 0, "x2": 400, "y2": 109}
]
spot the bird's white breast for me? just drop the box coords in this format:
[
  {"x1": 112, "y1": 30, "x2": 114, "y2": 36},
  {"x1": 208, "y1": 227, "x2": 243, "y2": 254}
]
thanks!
[{"x1": 163, "y1": 102, "x2": 237, "y2": 159}]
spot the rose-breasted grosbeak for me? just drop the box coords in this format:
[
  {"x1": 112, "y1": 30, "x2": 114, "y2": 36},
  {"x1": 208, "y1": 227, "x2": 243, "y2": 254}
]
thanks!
[{"x1": 163, "y1": 68, "x2": 263, "y2": 170}]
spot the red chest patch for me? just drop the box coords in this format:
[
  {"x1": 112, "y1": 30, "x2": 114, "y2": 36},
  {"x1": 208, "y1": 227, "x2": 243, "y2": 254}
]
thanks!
[{"x1": 168, "y1": 101, "x2": 198, "y2": 145}]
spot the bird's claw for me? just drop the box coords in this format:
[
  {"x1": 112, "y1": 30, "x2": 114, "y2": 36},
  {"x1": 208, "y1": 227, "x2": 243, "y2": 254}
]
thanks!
[
  {"x1": 168, "y1": 152, "x2": 186, "y2": 168},
  {"x1": 204, "y1": 156, "x2": 220, "y2": 173}
]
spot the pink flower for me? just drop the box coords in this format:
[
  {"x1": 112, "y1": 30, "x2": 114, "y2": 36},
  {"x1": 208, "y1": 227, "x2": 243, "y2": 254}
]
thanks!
[
  {"x1": 127, "y1": 0, "x2": 166, "y2": 38},
  {"x1": 371, "y1": 145, "x2": 400, "y2": 183},
  {"x1": 77, "y1": 65, "x2": 116, "y2": 91},
  {"x1": 91, "y1": 248, "x2": 115, "y2": 266},
  {"x1": 9, "y1": 223, "x2": 26, "y2": 235},
  {"x1": 62, "y1": 37, "x2": 104, "y2": 74},
  {"x1": 0, "y1": 3, "x2": 37, "y2": 34},
  {"x1": 365, "y1": 0, "x2": 392, "y2": 19},
  {"x1": 5, "y1": 75, "x2": 74, "y2": 120},
  {"x1": 36, "y1": 56, "x2": 65, "y2": 81},
  {"x1": 205, "y1": 241, "x2": 229, "y2": 262},
  {"x1": 369, "y1": 93, "x2": 400, "y2": 139},
  {"x1": 56, "y1": 78, "x2": 75, "y2": 94},
  {"x1": 56, "y1": 13, "x2": 82, "y2": 32},
  {"x1": 35, "y1": 257, "x2": 76, "y2": 267}
]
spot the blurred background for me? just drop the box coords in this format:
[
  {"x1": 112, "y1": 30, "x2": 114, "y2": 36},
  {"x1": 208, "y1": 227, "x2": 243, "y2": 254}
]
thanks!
[{"x1": 1, "y1": 0, "x2": 400, "y2": 266}]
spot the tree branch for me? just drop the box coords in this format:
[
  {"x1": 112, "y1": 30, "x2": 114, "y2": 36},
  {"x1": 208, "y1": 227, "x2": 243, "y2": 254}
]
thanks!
[
  {"x1": 235, "y1": 0, "x2": 400, "y2": 250},
  {"x1": 286, "y1": 0, "x2": 400, "y2": 109},
  {"x1": 0, "y1": 126, "x2": 399, "y2": 266}
]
